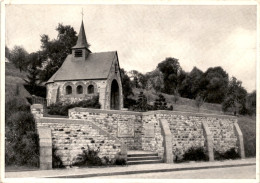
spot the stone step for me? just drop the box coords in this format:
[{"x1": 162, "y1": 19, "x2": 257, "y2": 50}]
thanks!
[
  {"x1": 127, "y1": 153, "x2": 158, "y2": 157},
  {"x1": 127, "y1": 156, "x2": 161, "y2": 161},
  {"x1": 127, "y1": 159, "x2": 164, "y2": 165}
]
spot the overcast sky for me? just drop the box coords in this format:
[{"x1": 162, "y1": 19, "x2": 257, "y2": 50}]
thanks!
[{"x1": 5, "y1": 4, "x2": 257, "y2": 92}]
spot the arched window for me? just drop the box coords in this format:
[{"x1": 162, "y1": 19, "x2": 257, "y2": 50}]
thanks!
[
  {"x1": 88, "y1": 85, "x2": 94, "y2": 94},
  {"x1": 76, "y1": 85, "x2": 83, "y2": 94},
  {"x1": 66, "y1": 85, "x2": 72, "y2": 95}
]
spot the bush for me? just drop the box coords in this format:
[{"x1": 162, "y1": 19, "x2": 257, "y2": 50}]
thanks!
[
  {"x1": 73, "y1": 147, "x2": 103, "y2": 166},
  {"x1": 5, "y1": 97, "x2": 30, "y2": 117},
  {"x1": 182, "y1": 147, "x2": 209, "y2": 162},
  {"x1": 5, "y1": 101, "x2": 39, "y2": 167},
  {"x1": 114, "y1": 157, "x2": 127, "y2": 165},
  {"x1": 48, "y1": 95, "x2": 101, "y2": 116},
  {"x1": 214, "y1": 148, "x2": 240, "y2": 160},
  {"x1": 24, "y1": 84, "x2": 46, "y2": 98},
  {"x1": 52, "y1": 147, "x2": 64, "y2": 168}
]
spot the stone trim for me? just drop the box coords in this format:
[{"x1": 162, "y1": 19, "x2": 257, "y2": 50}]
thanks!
[
  {"x1": 38, "y1": 127, "x2": 52, "y2": 170},
  {"x1": 160, "y1": 119, "x2": 173, "y2": 163},
  {"x1": 31, "y1": 104, "x2": 44, "y2": 119},
  {"x1": 69, "y1": 107, "x2": 236, "y2": 119},
  {"x1": 202, "y1": 121, "x2": 214, "y2": 161},
  {"x1": 234, "y1": 122, "x2": 245, "y2": 159}
]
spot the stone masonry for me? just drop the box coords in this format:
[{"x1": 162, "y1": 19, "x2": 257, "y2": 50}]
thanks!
[{"x1": 31, "y1": 104, "x2": 245, "y2": 169}]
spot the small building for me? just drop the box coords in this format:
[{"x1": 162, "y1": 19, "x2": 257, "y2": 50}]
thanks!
[{"x1": 46, "y1": 21, "x2": 123, "y2": 110}]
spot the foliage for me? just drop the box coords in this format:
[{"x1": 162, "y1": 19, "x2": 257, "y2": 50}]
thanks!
[
  {"x1": 39, "y1": 24, "x2": 78, "y2": 81},
  {"x1": 132, "y1": 92, "x2": 151, "y2": 112},
  {"x1": 145, "y1": 69, "x2": 164, "y2": 93},
  {"x1": 5, "y1": 98, "x2": 39, "y2": 167},
  {"x1": 154, "y1": 94, "x2": 168, "y2": 110},
  {"x1": 157, "y1": 57, "x2": 181, "y2": 94},
  {"x1": 48, "y1": 95, "x2": 101, "y2": 116},
  {"x1": 199, "y1": 67, "x2": 229, "y2": 104},
  {"x1": 114, "y1": 157, "x2": 127, "y2": 165},
  {"x1": 245, "y1": 90, "x2": 256, "y2": 115},
  {"x1": 214, "y1": 148, "x2": 240, "y2": 160},
  {"x1": 195, "y1": 95, "x2": 205, "y2": 112},
  {"x1": 73, "y1": 147, "x2": 103, "y2": 166},
  {"x1": 24, "y1": 85, "x2": 47, "y2": 98},
  {"x1": 182, "y1": 147, "x2": 209, "y2": 162},
  {"x1": 23, "y1": 53, "x2": 42, "y2": 95},
  {"x1": 9, "y1": 46, "x2": 29, "y2": 72},
  {"x1": 120, "y1": 68, "x2": 134, "y2": 101},
  {"x1": 173, "y1": 89, "x2": 180, "y2": 104},
  {"x1": 178, "y1": 67, "x2": 203, "y2": 99},
  {"x1": 222, "y1": 77, "x2": 247, "y2": 115},
  {"x1": 129, "y1": 70, "x2": 148, "y2": 89},
  {"x1": 123, "y1": 98, "x2": 137, "y2": 109},
  {"x1": 5, "y1": 46, "x2": 11, "y2": 60},
  {"x1": 52, "y1": 147, "x2": 65, "y2": 168}
]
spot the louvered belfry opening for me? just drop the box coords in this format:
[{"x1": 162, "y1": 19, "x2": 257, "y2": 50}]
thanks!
[{"x1": 75, "y1": 50, "x2": 83, "y2": 57}]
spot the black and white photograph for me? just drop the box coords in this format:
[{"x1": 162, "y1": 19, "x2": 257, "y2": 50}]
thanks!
[{"x1": 1, "y1": 1, "x2": 258, "y2": 182}]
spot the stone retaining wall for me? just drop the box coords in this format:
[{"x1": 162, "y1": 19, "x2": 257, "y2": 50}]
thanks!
[
  {"x1": 31, "y1": 104, "x2": 244, "y2": 169},
  {"x1": 69, "y1": 108, "x2": 242, "y2": 160}
]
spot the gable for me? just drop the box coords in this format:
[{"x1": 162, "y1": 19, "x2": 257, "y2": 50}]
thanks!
[{"x1": 47, "y1": 51, "x2": 118, "y2": 83}]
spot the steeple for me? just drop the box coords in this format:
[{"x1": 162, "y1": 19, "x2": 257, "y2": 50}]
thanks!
[
  {"x1": 72, "y1": 21, "x2": 89, "y2": 49},
  {"x1": 72, "y1": 20, "x2": 91, "y2": 60}
]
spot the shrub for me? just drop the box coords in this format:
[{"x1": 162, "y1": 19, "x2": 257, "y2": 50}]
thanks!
[
  {"x1": 5, "y1": 97, "x2": 30, "y2": 117},
  {"x1": 73, "y1": 147, "x2": 102, "y2": 166},
  {"x1": 5, "y1": 103, "x2": 39, "y2": 167},
  {"x1": 48, "y1": 95, "x2": 101, "y2": 116},
  {"x1": 52, "y1": 147, "x2": 64, "y2": 168},
  {"x1": 214, "y1": 148, "x2": 240, "y2": 160},
  {"x1": 114, "y1": 157, "x2": 127, "y2": 165},
  {"x1": 182, "y1": 147, "x2": 209, "y2": 162}
]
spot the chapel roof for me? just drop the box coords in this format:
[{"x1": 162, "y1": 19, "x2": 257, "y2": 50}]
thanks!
[{"x1": 46, "y1": 51, "x2": 118, "y2": 83}]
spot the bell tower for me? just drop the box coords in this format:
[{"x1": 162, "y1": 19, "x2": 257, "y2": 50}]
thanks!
[{"x1": 72, "y1": 20, "x2": 91, "y2": 61}]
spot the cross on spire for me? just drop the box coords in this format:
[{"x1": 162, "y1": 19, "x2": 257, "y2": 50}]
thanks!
[{"x1": 81, "y1": 8, "x2": 84, "y2": 21}]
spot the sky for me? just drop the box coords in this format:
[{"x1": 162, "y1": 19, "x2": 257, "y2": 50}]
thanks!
[{"x1": 5, "y1": 4, "x2": 257, "y2": 92}]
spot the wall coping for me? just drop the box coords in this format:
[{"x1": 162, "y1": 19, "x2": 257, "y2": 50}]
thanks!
[
  {"x1": 69, "y1": 107, "x2": 142, "y2": 116},
  {"x1": 69, "y1": 107, "x2": 237, "y2": 119}
]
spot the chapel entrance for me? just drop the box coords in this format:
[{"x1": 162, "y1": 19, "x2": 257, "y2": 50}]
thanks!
[{"x1": 110, "y1": 79, "x2": 120, "y2": 110}]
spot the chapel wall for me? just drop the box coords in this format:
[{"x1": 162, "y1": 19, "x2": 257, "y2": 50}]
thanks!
[{"x1": 46, "y1": 79, "x2": 107, "y2": 108}]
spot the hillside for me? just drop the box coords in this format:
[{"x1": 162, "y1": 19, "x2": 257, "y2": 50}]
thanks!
[
  {"x1": 5, "y1": 62, "x2": 31, "y2": 102},
  {"x1": 131, "y1": 88, "x2": 223, "y2": 114}
]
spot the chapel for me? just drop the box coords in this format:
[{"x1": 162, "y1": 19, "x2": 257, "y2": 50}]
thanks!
[{"x1": 46, "y1": 21, "x2": 123, "y2": 110}]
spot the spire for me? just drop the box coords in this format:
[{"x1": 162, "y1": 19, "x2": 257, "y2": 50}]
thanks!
[{"x1": 72, "y1": 21, "x2": 89, "y2": 49}]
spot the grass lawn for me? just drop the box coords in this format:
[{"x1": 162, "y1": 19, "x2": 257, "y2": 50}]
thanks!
[{"x1": 237, "y1": 115, "x2": 256, "y2": 157}]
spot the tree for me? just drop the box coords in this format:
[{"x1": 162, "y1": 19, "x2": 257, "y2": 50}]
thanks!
[
  {"x1": 120, "y1": 68, "x2": 134, "y2": 100},
  {"x1": 222, "y1": 77, "x2": 247, "y2": 115},
  {"x1": 178, "y1": 67, "x2": 203, "y2": 99},
  {"x1": 24, "y1": 52, "x2": 41, "y2": 95},
  {"x1": 157, "y1": 57, "x2": 181, "y2": 94},
  {"x1": 146, "y1": 69, "x2": 164, "y2": 93},
  {"x1": 39, "y1": 24, "x2": 78, "y2": 81},
  {"x1": 200, "y1": 67, "x2": 229, "y2": 103},
  {"x1": 246, "y1": 90, "x2": 256, "y2": 115},
  {"x1": 154, "y1": 94, "x2": 167, "y2": 110},
  {"x1": 10, "y1": 46, "x2": 29, "y2": 72},
  {"x1": 5, "y1": 46, "x2": 11, "y2": 60},
  {"x1": 195, "y1": 95, "x2": 205, "y2": 112},
  {"x1": 133, "y1": 92, "x2": 149, "y2": 112}
]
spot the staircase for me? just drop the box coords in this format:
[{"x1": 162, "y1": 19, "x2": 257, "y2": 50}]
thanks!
[{"x1": 127, "y1": 151, "x2": 163, "y2": 165}]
